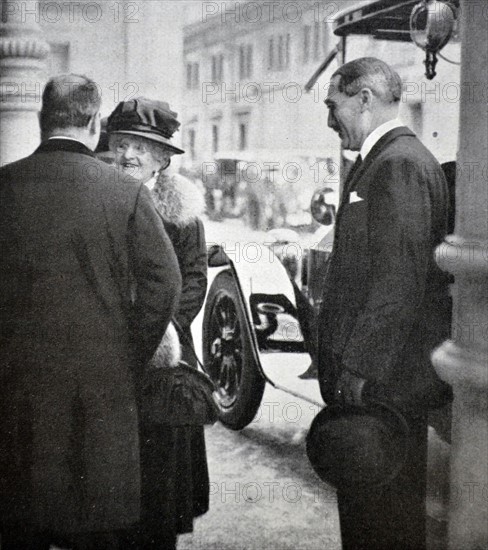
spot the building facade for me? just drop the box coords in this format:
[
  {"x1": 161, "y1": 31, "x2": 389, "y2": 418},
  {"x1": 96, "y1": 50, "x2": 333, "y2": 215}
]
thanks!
[
  {"x1": 0, "y1": 0, "x2": 187, "y2": 165},
  {"x1": 182, "y1": 1, "x2": 341, "y2": 170},
  {"x1": 181, "y1": 0, "x2": 461, "y2": 226}
]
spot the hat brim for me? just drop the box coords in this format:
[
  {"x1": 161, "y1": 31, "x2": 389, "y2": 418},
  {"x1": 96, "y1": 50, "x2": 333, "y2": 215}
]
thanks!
[
  {"x1": 109, "y1": 130, "x2": 185, "y2": 155},
  {"x1": 306, "y1": 402, "x2": 409, "y2": 490}
]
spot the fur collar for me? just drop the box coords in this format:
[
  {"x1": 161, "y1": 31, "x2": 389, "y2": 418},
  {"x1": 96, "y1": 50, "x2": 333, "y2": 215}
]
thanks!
[{"x1": 151, "y1": 171, "x2": 205, "y2": 227}]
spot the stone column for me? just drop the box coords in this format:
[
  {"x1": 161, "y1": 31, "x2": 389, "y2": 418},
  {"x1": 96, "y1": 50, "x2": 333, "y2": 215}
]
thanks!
[
  {"x1": 0, "y1": 0, "x2": 49, "y2": 165},
  {"x1": 432, "y1": 1, "x2": 488, "y2": 548}
]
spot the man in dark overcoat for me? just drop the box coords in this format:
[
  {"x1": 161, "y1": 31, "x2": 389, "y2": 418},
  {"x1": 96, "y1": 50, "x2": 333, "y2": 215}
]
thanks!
[
  {"x1": 317, "y1": 58, "x2": 452, "y2": 549},
  {"x1": 0, "y1": 74, "x2": 181, "y2": 549}
]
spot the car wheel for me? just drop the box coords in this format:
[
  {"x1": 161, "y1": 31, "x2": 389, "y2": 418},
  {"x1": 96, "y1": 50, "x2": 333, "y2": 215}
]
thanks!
[{"x1": 202, "y1": 271, "x2": 265, "y2": 430}]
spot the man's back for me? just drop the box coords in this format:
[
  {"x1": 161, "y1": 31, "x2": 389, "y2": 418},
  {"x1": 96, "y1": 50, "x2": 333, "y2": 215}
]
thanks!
[
  {"x1": 2, "y1": 140, "x2": 141, "y2": 345},
  {"x1": 0, "y1": 138, "x2": 181, "y2": 535}
]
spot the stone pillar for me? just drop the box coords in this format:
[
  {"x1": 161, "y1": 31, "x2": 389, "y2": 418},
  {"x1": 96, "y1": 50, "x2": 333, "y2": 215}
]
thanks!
[
  {"x1": 432, "y1": 1, "x2": 488, "y2": 548},
  {"x1": 0, "y1": 0, "x2": 49, "y2": 165}
]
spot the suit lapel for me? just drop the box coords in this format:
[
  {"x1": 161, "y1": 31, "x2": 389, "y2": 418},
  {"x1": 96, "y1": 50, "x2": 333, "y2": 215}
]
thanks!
[
  {"x1": 347, "y1": 126, "x2": 415, "y2": 199},
  {"x1": 334, "y1": 126, "x2": 415, "y2": 238}
]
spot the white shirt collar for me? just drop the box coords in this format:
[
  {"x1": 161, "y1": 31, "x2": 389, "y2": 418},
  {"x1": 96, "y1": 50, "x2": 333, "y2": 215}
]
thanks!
[
  {"x1": 48, "y1": 136, "x2": 84, "y2": 143},
  {"x1": 360, "y1": 118, "x2": 405, "y2": 161}
]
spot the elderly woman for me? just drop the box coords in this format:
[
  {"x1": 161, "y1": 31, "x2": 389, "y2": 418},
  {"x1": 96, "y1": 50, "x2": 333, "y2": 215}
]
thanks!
[{"x1": 107, "y1": 98, "x2": 209, "y2": 549}]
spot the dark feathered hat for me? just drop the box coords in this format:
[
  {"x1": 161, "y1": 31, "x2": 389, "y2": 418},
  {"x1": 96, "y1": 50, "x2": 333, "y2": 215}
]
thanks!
[{"x1": 107, "y1": 97, "x2": 184, "y2": 155}]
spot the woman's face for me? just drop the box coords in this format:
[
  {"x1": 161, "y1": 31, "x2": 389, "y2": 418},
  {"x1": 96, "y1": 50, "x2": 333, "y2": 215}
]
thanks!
[{"x1": 112, "y1": 135, "x2": 164, "y2": 183}]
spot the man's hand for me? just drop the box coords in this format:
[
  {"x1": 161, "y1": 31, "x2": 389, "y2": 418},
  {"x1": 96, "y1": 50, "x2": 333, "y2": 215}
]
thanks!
[{"x1": 334, "y1": 370, "x2": 367, "y2": 407}]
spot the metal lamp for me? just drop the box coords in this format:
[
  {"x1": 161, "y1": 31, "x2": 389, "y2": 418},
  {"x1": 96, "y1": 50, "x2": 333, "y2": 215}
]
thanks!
[{"x1": 410, "y1": 0, "x2": 457, "y2": 79}]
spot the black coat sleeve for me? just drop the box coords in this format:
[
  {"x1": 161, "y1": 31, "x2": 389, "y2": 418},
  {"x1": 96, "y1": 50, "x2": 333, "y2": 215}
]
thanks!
[
  {"x1": 172, "y1": 218, "x2": 208, "y2": 329},
  {"x1": 129, "y1": 185, "x2": 182, "y2": 365}
]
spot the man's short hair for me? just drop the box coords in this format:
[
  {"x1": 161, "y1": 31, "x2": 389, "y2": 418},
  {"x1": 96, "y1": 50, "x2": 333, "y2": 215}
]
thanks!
[
  {"x1": 332, "y1": 58, "x2": 402, "y2": 104},
  {"x1": 40, "y1": 74, "x2": 101, "y2": 135}
]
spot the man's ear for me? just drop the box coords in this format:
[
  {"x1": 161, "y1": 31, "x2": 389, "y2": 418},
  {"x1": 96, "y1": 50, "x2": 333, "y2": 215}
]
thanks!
[
  {"x1": 359, "y1": 88, "x2": 374, "y2": 112},
  {"x1": 161, "y1": 155, "x2": 171, "y2": 171}
]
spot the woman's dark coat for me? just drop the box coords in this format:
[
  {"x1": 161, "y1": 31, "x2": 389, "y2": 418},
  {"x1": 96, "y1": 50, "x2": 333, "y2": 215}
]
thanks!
[
  {"x1": 317, "y1": 127, "x2": 452, "y2": 412},
  {"x1": 150, "y1": 172, "x2": 207, "y2": 366},
  {"x1": 0, "y1": 139, "x2": 181, "y2": 534},
  {"x1": 140, "y1": 172, "x2": 209, "y2": 538}
]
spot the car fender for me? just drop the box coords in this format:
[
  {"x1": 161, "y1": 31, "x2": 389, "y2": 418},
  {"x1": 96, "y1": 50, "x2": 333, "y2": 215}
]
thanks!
[{"x1": 206, "y1": 243, "x2": 319, "y2": 404}]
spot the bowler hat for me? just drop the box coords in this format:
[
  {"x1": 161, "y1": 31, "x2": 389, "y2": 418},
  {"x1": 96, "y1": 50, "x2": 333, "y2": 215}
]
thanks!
[
  {"x1": 107, "y1": 97, "x2": 185, "y2": 154},
  {"x1": 306, "y1": 401, "x2": 409, "y2": 491}
]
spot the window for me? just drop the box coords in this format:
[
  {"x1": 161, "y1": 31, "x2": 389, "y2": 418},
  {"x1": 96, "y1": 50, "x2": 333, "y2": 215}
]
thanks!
[
  {"x1": 239, "y1": 46, "x2": 245, "y2": 79},
  {"x1": 278, "y1": 35, "x2": 284, "y2": 70},
  {"x1": 186, "y1": 63, "x2": 200, "y2": 90},
  {"x1": 303, "y1": 25, "x2": 311, "y2": 63},
  {"x1": 211, "y1": 54, "x2": 224, "y2": 82},
  {"x1": 188, "y1": 129, "x2": 196, "y2": 160},
  {"x1": 47, "y1": 42, "x2": 69, "y2": 76},
  {"x1": 268, "y1": 37, "x2": 274, "y2": 70},
  {"x1": 212, "y1": 124, "x2": 219, "y2": 153},
  {"x1": 285, "y1": 34, "x2": 290, "y2": 68},
  {"x1": 269, "y1": 34, "x2": 291, "y2": 71},
  {"x1": 186, "y1": 64, "x2": 192, "y2": 89},
  {"x1": 211, "y1": 54, "x2": 224, "y2": 83},
  {"x1": 247, "y1": 44, "x2": 253, "y2": 77},
  {"x1": 238, "y1": 122, "x2": 248, "y2": 150},
  {"x1": 313, "y1": 22, "x2": 320, "y2": 60},
  {"x1": 239, "y1": 44, "x2": 253, "y2": 79},
  {"x1": 322, "y1": 22, "x2": 329, "y2": 55}
]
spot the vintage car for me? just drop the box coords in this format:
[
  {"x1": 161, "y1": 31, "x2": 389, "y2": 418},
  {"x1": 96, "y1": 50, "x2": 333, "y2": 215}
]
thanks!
[
  {"x1": 202, "y1": 198, "x2": 335, "y2": 430},
  {"x1": 210, "y1": 149, "x2": 337, "y2": 231}
]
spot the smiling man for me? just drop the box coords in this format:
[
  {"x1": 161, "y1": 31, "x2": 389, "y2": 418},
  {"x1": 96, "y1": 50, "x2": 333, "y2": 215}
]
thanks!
[
  {"x1": 325, "y1": 62, "x2": 402, "y2": 153},
  {"x1": 315, "y1": 58, "x2": 453, "y2": 549}
]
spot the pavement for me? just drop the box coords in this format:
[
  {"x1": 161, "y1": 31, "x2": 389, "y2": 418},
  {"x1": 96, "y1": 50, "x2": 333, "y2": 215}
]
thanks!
[{"x1": 178, "y1": 403, "x2": 341, "y2": 550}]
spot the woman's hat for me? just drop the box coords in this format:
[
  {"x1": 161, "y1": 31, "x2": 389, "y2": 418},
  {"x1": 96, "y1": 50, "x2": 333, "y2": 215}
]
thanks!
[
  {"x1": 107, "y1": 97, "x2": 185, "y2": 155},
  {"x1": 306, "y1": 401, "x2": 410, "y2": 491}
]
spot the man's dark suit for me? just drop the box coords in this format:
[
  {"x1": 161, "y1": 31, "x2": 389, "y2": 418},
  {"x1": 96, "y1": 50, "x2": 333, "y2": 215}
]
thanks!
[
  {"x1": 317, "y1": 127, "x2": 452, "y2": 549},
  {"x1": 0, "y1": 139, "x2": 181, "y2": 540}
]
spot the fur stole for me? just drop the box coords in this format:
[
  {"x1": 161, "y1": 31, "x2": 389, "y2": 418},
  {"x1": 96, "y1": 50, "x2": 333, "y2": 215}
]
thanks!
[
  {"x1": 151, "y1": 172, "x2": 205, "y2": 228},
  {"x1": 149, "y1": 322, "x2": 181, "y2": 369},
  {"x1": 142, "y1": 323, "x2": 219, "y2": 426}
]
